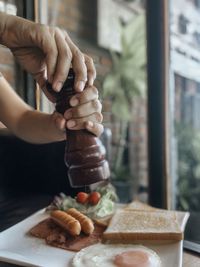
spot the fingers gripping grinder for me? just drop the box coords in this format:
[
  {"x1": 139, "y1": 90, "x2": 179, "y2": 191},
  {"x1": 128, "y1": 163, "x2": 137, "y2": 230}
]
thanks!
[{"x1": 46, "y1": 69, "x2": 110, "y2": 187}]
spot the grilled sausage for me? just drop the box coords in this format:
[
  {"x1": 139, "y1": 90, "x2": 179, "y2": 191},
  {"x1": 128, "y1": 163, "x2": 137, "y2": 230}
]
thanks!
[
  {"x1": 51, "y1": 210, "x2": 81, "y2": 236},
  {"x1": 67, "y1": 208, "x2": 94, "y2": 235}
]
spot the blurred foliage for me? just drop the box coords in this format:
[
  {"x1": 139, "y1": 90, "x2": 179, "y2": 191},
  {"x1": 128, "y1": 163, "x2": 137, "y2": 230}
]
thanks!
[
  {"x1": 103, "y1": 14, "x2": 146, "y2": 121},
  {"x1": 102, "y1": 14, "x2": 146, "y2": 180},
  {"x1": 111, "y1": 165, "x2": 133, "y2": 181},
  {"x1": 176, "y1": 123, "x2": 200, "y2": 211}
]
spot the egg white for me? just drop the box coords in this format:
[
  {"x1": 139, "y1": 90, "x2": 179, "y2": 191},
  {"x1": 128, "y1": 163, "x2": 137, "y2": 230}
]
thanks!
[{"x1": 72, "y1": 243, "x2": 162, "y2": 267}]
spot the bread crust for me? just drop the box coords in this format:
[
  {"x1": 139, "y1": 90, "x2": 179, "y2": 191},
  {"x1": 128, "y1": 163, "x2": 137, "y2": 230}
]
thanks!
[{"x1": 103, "y1": 232, "x2": 183, "y2": 242}]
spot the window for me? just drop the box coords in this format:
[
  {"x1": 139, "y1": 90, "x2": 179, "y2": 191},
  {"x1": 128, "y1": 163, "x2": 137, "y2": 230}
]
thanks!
[
  {"x1": 195, "y1": 0, "x2": 200, "y2": 8},
  {"x1": 0, "y1": 0, "x2": 17, "y2": 15},
  {"x1": 177, "y1": 77, "x2": 200, "y2": 129},
  {"x1": 146, "y1": 0, "x2": 200, "y2": 252},
  {"x1": 169, "y1": 0, "x2": 200, "y2": 212},
  {"x1": 193, "y1": 31, "x2": 200, "y2": 46},
  {"x1": 169, "y1": 0, "x2": 200, "y2": 253},
  {"x1": 178, "y1": 14, "x2": 188, "y2": 34}
]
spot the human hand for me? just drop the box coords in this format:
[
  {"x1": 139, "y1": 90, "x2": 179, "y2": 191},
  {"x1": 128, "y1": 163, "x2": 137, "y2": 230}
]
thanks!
[
  {"x1": 66, "y1": 85, "x2": 103, "y2": 137},
  {"x1": 0, "y1": 13, "x2": 96, "y2": 101},
  {"x1": 14, "y1": 85, "x2": 103, "y2": 143},
  {"x1": 55, "y1": 85, "x2": 103, "y2": 137}
]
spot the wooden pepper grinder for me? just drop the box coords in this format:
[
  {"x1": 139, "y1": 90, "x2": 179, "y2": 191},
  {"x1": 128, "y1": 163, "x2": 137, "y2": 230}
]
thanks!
[{"x1": 46, "y1": 69, "x2": 110, "y2": 187}]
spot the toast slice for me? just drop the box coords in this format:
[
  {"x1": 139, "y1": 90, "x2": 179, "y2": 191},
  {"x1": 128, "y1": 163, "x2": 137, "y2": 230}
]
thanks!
[
  {"x1": 125, "y1": 200, "x2": 157, "y2": 211},
  {"x1": 103, "y1": 209, "x2": 183, "y2": 242},
  {"x1": 93, "y1": 214, "x2": 113, "y2": 227}
]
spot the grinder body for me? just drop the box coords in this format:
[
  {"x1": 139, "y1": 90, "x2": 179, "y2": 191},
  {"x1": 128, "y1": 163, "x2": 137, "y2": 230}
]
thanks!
[{"x1": 46, "y1": 69, "x2": 110, "y2": 187}]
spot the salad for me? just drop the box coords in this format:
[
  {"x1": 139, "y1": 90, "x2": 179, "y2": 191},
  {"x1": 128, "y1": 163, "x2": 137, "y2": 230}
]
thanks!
[{"x1": 46, "y1": 183, "x2": 118, "y2": 219}]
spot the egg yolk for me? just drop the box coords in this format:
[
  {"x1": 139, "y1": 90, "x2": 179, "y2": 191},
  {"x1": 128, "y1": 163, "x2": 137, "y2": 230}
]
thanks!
[{"x1": 114, "y1": 250, "x2": 151, "y2": 267}]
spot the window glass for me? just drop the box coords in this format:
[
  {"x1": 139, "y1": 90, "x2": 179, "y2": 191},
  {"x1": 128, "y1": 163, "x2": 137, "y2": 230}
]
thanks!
[
  {"x1": 0, "y1": 0, "x2": 17, "y2": 15},
  {"x1": 170, "y1": 0, "x2": 200, "y2": 211}
]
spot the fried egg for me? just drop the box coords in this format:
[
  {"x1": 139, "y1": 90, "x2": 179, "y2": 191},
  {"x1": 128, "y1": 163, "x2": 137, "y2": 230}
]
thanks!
[{"x1": 72, "y1": 243, "x2": 162, "y2": 267}]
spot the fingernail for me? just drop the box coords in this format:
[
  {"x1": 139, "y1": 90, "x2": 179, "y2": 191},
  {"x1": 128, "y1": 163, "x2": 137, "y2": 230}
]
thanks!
[
  {"x1": 67, "y1": 120, "x2": 76, "y2": 128},
  {"x1": 70, "y1": 97, "x2": 79, "y2": 107},
  {"x1": 64, "y1": 111, "x2": 72, "y2": 119},
  {"x1": 54, "y1": 81, "x2": 63, "y2": 92},
  {"x1": 88, "y1": 78, "x2": 93, "y2": 86},
  {"x1": 87, "y1": 121, "x2": 94, "y2": 128},
  {"x1": 76, "y1": 81, "x2": 85, "y2": 92}
]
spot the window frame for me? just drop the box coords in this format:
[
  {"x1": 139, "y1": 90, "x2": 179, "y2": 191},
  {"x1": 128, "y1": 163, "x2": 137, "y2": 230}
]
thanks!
[
  {"x1": 146, "y1": 0, "x2": 170, "y2": 209},
  {"x1": 16, "y1": 0, "x2": 36, "y2": 108},
  {"x1": 146, "y1": 0, "x2": 200, "y2": 254}
]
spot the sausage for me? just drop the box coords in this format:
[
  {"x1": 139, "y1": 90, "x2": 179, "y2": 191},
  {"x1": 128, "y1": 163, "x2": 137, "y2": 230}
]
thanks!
[
  {"x1": 51, "y1": 210, "x2": 81, "y2": 236},
  {"x1": 67, "y1": 208, "x2": 94, "y2": 235}
]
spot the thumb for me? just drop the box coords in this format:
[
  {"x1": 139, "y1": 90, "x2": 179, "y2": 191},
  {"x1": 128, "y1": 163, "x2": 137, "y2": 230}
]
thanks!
[
  {"x1": 52, "y1": 111, "x2": 66, "y2": 132},
  {"x1": 34, "y1": 71, "x2": 57, "y2": 103},
  {"x1": 51, "y1": 112, "x2": 67, "y2": 141}
]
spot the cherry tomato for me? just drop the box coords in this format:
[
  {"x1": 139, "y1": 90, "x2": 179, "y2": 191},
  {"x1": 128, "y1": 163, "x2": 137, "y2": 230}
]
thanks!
[
  {"x1": 76, "y1": 192, "x2": 89, "y2": 204},
  {"x1": 88, "y1": 191, "x2": 101, "y2": 205}
]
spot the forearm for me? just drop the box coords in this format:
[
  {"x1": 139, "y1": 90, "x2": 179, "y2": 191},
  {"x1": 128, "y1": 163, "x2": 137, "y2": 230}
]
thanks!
[
  {"x1": 15, "y1": 110, "x2": 64, "y2": 144},
  {"x1": 0, "y1": 76, "x2": 65, "y2": 143},
  {"x1": 0, "y1": 76, "x2": 31, "y2": 133}
]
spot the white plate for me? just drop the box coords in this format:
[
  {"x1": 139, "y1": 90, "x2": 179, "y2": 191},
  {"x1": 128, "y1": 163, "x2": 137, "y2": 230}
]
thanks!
[{"x1": 0, "y1": 209, "x2": 189, "y2": 267}]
